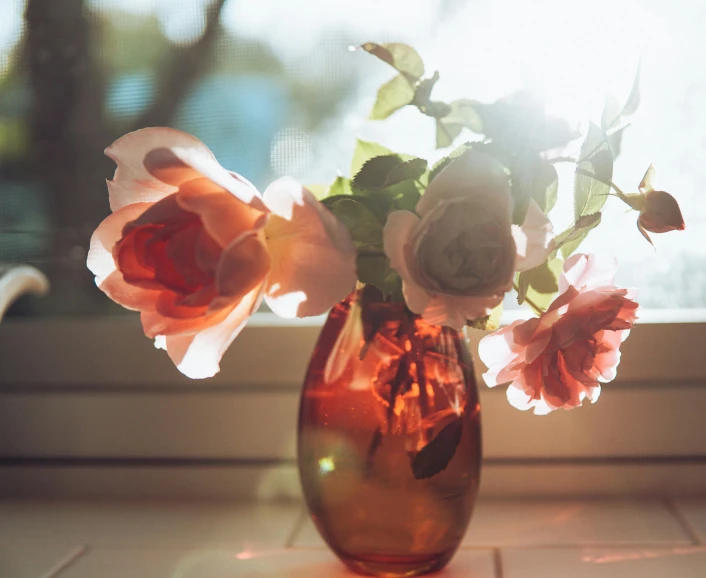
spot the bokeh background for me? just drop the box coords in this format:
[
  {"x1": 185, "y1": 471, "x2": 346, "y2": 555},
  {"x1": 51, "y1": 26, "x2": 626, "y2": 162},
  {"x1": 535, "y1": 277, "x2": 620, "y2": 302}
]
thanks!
[{"x1": 1, "y1": 0, "x2": 704, "y2": 315}]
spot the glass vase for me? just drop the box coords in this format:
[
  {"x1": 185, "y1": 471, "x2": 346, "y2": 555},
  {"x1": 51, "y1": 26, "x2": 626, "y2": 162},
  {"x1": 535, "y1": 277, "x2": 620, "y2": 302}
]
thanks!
[{"x1": 297, "y1": 285, "x2": 482, "y2": 577}]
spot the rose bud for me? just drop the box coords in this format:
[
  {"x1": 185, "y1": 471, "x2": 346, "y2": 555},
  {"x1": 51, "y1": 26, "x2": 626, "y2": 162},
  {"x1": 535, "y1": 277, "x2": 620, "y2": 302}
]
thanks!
[{"x1": 639, "y1": 190, "x2": 685, "y2": 234}]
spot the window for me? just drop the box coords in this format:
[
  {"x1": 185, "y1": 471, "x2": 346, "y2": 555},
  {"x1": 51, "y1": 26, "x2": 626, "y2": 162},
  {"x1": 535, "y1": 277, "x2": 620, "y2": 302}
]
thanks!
[{"x1": 0, "y1": 0, "x2": 704, "y2": 499}]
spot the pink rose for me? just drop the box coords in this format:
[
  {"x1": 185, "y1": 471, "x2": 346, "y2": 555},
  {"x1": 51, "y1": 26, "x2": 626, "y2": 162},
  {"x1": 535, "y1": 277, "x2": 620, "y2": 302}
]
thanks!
[
  {"x1": 383, "y1": 148, "x2": 553, "y2": 329},
  {"x1": 479, "y1": 253, "x2": 639, "y2": 414},
  {"x1": 87, "y1": 128, "x2": 356, "y2": 378}
]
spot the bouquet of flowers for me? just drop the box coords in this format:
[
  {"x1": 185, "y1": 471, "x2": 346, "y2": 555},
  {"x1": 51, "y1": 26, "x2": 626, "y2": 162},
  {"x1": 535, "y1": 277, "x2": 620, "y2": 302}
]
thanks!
[{"x1": 87, "y1": 42, "x2": 684, "y2": 414}]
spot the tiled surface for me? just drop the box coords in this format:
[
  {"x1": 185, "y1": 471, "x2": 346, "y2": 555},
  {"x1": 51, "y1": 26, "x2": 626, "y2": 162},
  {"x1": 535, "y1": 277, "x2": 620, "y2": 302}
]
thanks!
[
  {"x1": 294, "y1": 499, "x2": 692, "y2": 549},
  {"x1": 0, "y1": 499, "x2": 300, "y2": 548},
  {"x1": 463, "y1": 499, "x2": 691, "y2": 546},
  {"x1": 0, "y1": 498, "x2": 702, "y2": 578},
  {"x1": 675, "y1": 499, "x2": 706, "y2": 542},
  {"x1": 56, "y1": 548, "x2": 495, "y2": 578},
  {"x1": 502, "y1": 547, "x2": 706, "y2": 578},
  {"x1": 0, "y1": 539, "x2": 84, "y2": 578}
]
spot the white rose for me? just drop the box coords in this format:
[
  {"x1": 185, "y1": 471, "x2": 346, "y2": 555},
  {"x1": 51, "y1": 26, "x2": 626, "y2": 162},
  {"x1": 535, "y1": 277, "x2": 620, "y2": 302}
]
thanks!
[{"x1": 383, "y1": 148, "x2": 553, "y2": 329}]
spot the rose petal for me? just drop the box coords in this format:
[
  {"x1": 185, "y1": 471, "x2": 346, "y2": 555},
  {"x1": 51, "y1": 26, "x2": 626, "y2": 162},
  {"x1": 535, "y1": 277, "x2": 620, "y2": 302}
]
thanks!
[
  {"x1": 512, "y1": 199, "x2": 554, "y2": 272},
  {"x1": 382, "y1": 210, "x2": 431, "y2": 314},
  {"x1": 416, "y1": 149, "x2": 511, "y2": 217},
  {"x1": 105, "y1": 128, "x2": 193, "y2": 211},
  {"x1": 176, "y1": 179, "x2": 267, "y2": 248},
  {"x1": 559, "y1": 253, "x2": 618, "y2": 294},
  {"x1": 217, "y1": 233, "x2": 271, "y2": 303},
  {"x1": 141, "y1": 305, "x2": 231, "y2": 339},
  {"x1": 159, "y1": 286, "x2": 264, "y2": 379},
  {"x1": 421, "y1": 293, "x2": 502, "y2": 331},
  {"x1": 106, "y1": 127, "x2": 266, "y2": 212},
  {"x1": 87, "y1": 202, "x2": 153, "y2": 285},
  {"x1": 478, "y1": 320, "x2": 524, "y2": 387},
  {"x1": 262, "y1": 178, "x2": 357, "y2": 318},
  {"x1": 99, "y1": 271, "x2": 160, "y2": 312}
]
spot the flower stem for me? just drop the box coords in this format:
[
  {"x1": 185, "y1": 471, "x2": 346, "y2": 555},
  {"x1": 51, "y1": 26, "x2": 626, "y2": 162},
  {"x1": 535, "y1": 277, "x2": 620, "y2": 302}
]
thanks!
[
  {"x1": 513, "y1": 282, "x2": 545, "y2": 315},
  {"x1": 611, "y1": 181, "x2": 627, "y2": 197}
]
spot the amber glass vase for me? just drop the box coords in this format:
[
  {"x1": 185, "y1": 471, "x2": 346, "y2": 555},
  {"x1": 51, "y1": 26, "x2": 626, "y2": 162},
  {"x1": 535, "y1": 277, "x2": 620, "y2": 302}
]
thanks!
[{"x1": 298, "y1": 285, "x2": 482, "y2": 577}]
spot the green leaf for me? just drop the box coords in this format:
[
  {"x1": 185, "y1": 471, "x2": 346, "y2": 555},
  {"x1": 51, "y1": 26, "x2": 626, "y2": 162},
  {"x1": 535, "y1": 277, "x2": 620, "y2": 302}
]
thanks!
[
  {"x1": 574, "y1": 123, "x2": 613, "y2": 221},
  {"x1": 324, "y1": 192, "x2": 389, "y2": 224},
  {"x1": 435, "y1": 118, "x2": 462, "y2": 148},
  {"x1": 511, "y1": 154, "x2": 559, "y2": 224},
  {"x1": 411, "y1": 417, "x2": 463, "y2": 479},
  {"x1": 413, "y1": 71, "x2": 440, "y2": 109},
  {"x1": 350, "y1": 139, "x2": 394, "y2": 176},
  {"x1": 428, "y1": 142, "x2": 473, "y2": 183},
  {"x1": 357, "y1": 252, "x2": 400, "y2": 299},
  {"x1": 475, "y1": 91, "x2": 578, "y2": 153},
  {"x1": 327, "y1": 175, "x2": 353, "y2": 197},
  {"x1": 353, "y1": 155, "x2": 427, "y2": 191},
  {"x1": 607, "y1": 125, "x2": 628, "y2": 158},
  {"x1": 444, "y1": 99, "x2": 483, "y2": 133},
  {"x1": 370, "y1": 73, "x2": 415, "y2": 120},
  {"x1": 434, "y1": 100, "x2": 482, "y2": 149},
  {"x1": 621, "y1": 63, "x2": 641, "y2": 117},
  {"x1": 601, "y1": 94, "x2": 622, "y2": 132},
  {"x1": 361, "y1": 42, "x2": 425, "y2": 82},
  {"x1": 305, "y1": 183, "x2": 329, "y2": 200},
  {"x1": 551, "y1": 212, "x2": 602, "y2": 258},
  {"x1": 387, "y1": 178, "x2": 423, "y2": 212},
  {"x1": 517, "y1": 258, "x2": 563, "y2": 309},
  {"x1": 328, "y1": 198, "x2": 383, "y2": 247}
]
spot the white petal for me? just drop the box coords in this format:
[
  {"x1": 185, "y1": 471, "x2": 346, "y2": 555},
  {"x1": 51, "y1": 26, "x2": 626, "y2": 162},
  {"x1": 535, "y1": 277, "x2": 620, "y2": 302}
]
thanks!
[
  {"x1": 559, "y1": 253, "x2": 618, "y2": 293},
  {"x1": 513, "y1": 199, "x2": 554, "y2": 272},
  {"x1": 263, "y1": 178, "x2": 357, "y2": 318},
  {"x1": 106, "y1": 127, "x2": 265, "y2": 212},
  {"x1": 161, "y1": 286, "x2": 263, "y2": 379},
  {"x1": 87, "y1": 202, "x2": 152, "y2": 284}
]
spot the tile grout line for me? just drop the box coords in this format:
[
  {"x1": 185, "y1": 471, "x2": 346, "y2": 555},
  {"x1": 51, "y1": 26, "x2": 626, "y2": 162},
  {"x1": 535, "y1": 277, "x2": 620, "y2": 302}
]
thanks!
[
  {"x1": 492, "y1": 547, "x2": 504, "y2": 578},
  {"x1": 664, "y1": 498, "x2": 703, "y2": 545},
  {"x1": 44, "y1": 544, "x2": 90, "y2": 578},
  {"x1": 284, "y1": 506, "x2": 309, "y2": 548}
]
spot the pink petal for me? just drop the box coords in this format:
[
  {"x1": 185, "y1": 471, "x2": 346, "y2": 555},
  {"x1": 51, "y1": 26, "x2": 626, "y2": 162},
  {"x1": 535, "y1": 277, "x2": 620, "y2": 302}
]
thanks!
[
  {"x1": 478, "y1": 321, "x2": 524, "y2": 387},
  {"x1": 106, "y1": 127, "x2": 266, "y2": 212},
  {"x1": 506, "y1": 385, "x2": 553, "y2": 415},
  {"x1": 105, "y1": 128, "x2": 194, "y2": 211},
  {"x1": 176, "y1": 179, "x2": 267, "y2": 248},
  {"x1": 141, "y1": 306, "x2": 230, "y2": 339},
  {"x1": 383, "y1": 210, "x2": 419, "y2": 277},
  {"x1": 416, "y1": 149, "x2": 511, "y2": 217},
  {"x1": 159, "y1": 285, "x2": 264, "y2": 379},
  {"x1": 99, "y1": 271, "x2": 160, "y2": 312},
  {"x1": 262, "y1": 178, "x2": 357, "y2": 318},
  {"x1": 382, "y1": 210, "x2": 431, "y2": 315},
  {"x1": 217, "y1": 233, "x2": 271, "y2": 303},
  {"x1": 560, "y1": 253, "x2": 618, "y2": 294},
  {"x1": 512, "y1": 199, "x2": 554, "y2": 272},
  {"x1": 87, "y1": 202, "x2": 153, "y2": 285}
]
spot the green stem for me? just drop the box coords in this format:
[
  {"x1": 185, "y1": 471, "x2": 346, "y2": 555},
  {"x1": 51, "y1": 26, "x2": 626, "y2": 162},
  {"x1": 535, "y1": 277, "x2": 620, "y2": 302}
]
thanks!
[
  {"x1": 513, "y1": 282, "x2": 545, "y2": 315},
  {"x1": 611, "y1": 181, "x2": 627, "y2": 197}
]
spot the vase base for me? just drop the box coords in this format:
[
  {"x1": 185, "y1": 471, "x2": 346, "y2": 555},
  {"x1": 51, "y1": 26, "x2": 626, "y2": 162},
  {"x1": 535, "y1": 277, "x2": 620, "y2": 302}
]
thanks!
[{"x1": 340, "y1": 551, "x2": 452, "y2": 577}]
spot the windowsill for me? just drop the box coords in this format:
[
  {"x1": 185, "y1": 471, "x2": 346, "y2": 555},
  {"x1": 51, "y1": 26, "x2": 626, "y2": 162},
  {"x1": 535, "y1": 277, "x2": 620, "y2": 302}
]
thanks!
[{"x1": 1, "y1": 312, "x2": 705, "y2": 499}]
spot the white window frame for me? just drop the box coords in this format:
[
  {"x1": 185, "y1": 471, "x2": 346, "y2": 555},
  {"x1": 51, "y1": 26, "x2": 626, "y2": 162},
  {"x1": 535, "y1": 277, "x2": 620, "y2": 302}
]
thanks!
[{"x1": 1, "y1": 312, "x2": 705, "y2": 499}]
